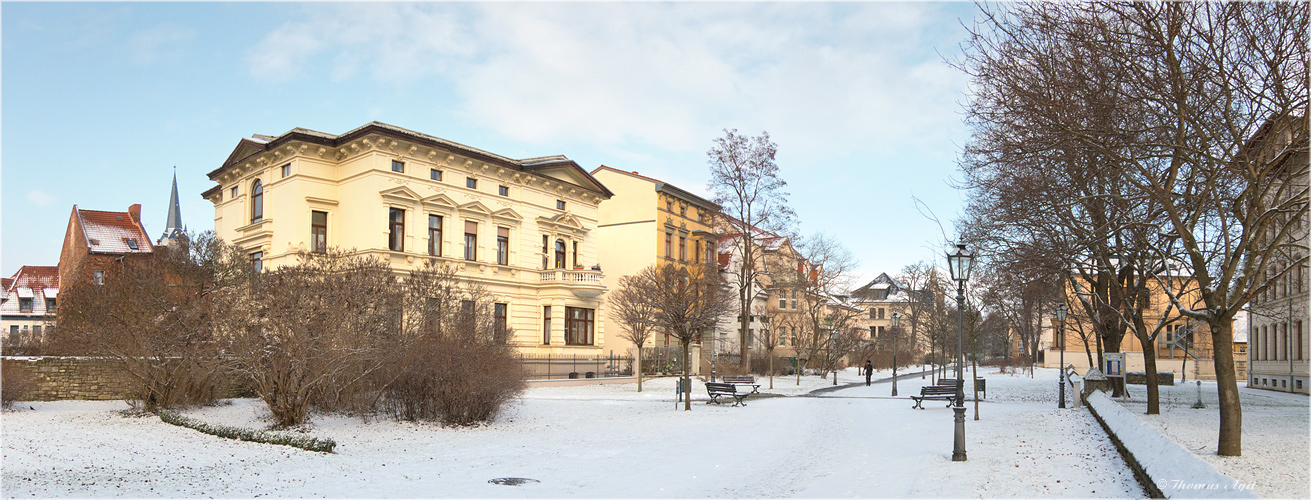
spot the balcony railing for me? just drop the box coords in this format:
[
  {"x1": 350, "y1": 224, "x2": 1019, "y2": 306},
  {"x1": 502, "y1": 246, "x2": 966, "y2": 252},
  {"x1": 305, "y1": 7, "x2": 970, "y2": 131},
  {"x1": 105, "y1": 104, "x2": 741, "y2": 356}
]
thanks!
[{"x1": 539, "y1": 269, "x2": 603, "y2": 284}]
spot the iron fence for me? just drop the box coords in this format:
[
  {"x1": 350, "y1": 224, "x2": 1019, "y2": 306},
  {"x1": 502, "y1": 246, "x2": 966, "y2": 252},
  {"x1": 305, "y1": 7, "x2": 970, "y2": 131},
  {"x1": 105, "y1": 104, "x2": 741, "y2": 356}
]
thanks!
[{"x1": 519, "y1": 352, "x2": 634, "y2": 380}]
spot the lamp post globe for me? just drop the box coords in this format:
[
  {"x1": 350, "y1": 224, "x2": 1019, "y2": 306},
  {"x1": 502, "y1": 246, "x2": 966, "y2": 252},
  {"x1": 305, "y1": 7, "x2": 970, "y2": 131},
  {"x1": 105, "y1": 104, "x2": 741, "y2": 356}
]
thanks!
[
  {"x1": 1056, "y1": 303, "x2": 1068, "y2": 409},
  {"x1": 890, "y1": 312, "x2": 900, "y2": 396},
  {"x1": 946, "y1": 242, "x2": 974, "y2": 462}
]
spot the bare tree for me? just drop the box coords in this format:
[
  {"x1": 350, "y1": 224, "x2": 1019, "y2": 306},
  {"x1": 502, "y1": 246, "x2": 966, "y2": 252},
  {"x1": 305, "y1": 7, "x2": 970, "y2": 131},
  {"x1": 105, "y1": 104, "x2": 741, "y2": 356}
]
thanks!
[
  {"x1": 960, "y1": 1, "x2": 1308, "y2": 455},
  {"x1": 708, "y1": 129, "x2": 797, "y2": 370},
  {"x1": 608, "y1": 273, "x2": 661, "y2": 391},
  {"x1": 54, "y1": 231, "x2": 236, "y2": 411},
  {"x1": 625, "y1": 263, "x2": 734, "y2": 410},
  {"x1": 214, "y1": 249, "x2": 400, "y2": 427}
]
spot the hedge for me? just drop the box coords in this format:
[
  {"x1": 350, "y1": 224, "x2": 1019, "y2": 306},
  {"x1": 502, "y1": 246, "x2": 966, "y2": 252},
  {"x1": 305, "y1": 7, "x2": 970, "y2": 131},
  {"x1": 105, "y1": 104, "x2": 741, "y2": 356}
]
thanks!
[{"x1": 158, "y1": 410, "x2": 336, "y2": 453}]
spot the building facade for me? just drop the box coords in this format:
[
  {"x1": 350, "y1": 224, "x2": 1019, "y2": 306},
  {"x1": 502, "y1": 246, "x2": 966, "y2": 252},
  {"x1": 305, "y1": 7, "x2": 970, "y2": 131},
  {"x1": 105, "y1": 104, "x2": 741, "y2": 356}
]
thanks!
[
  {"x1": 56, "y1": 204, "x2": 155, "y2": 302},
  {"x1": 1246, "y1": 116, "x2": 1310, "y2": 394},
  {"x1": 202, "y1": 122, "x2": 614, "y2": 355},
  {"x1": 1, "y1": 266, "x2": 59, "y2": 347},
  {"x1": 591, "y1": 166, "x2": 720, "y2": 356}
]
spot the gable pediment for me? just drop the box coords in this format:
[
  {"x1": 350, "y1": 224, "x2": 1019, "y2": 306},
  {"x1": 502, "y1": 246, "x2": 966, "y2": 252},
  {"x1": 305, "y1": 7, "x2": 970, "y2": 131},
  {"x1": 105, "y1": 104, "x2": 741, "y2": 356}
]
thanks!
[
  {"x1": 492, "y1": 208, "x2": 523, "y2": 222},
  {"x1": 220, "y1": 138, "x2": 269, "y2": 172},
  {"x1": 421, "y1": 193, "x2": 458, "y2": 210},
  {"x1": 380, "y1": 186, "x2": 423, "y2": 204},
  {"x1": 458, "y1": 200, "x2": 493, "y2": 216},
  {"x1": 537, "y1": 212, "x2": 588, "y2": 233}
]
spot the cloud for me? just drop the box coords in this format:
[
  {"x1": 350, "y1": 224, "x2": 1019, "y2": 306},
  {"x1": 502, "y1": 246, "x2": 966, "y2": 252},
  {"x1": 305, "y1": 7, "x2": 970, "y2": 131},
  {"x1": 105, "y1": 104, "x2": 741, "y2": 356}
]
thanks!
[
  {"x1": 26, "y1": 190, "x2": 57, "y2": 207},
  {"x1": 242, "y1": 3, "x2": 972, "y2": 159},
  {"x1": 128, "y1": 24, "x2": 195, "y2": 65}
]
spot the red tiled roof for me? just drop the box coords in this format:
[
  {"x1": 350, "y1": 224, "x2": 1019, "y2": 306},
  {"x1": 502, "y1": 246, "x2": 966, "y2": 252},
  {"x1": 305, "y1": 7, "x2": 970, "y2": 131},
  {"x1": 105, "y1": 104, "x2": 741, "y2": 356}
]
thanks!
[
  {"x1": 78, "y1": 209, "x2": 153, "y2": 255},
  {"x1": 7, "y1": 266, "x2": 59, "y2": 291}
]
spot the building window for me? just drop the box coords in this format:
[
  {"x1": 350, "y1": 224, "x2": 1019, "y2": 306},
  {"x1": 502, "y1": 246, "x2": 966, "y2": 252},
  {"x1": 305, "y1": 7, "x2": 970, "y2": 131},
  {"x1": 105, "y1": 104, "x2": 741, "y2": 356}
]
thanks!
[
  {"x1": 428, "y1": 215, "x2": 443, "y2": 256},
  {"x1": 494, "y1": 303, "x2": 508, "y2": 344},
  {"x1": 781, "y1": 294, "x2": 788, "y2": 309},
  {"x1": 389, "y1": 208, "x2": 405, "y2": 252},
  {"x1": 18, "y1": 298, "x2": 32, "y2": 312},
  {"x1": 557, "y1": 200, "x2": 566, "y2": 210},
  {"x1": 250, "y1": 179, "x2": 263, "y2": 223},
  {"x1": 32, "y1": 325, "x2": 41, "y2": 338},
  {"x1": 879, "y1": 308, "x2": 886, "y2": 320},
  {"x1": 555, "y1": 240, "x2": 567, "y2": 269},
  {"x1": 499, "y1": 185, "x2": 509, "y2": 196},
  {"x1": 430, "y1": 169, "x2": 443, "y2": 181},
  {"x1": 93, "y1": 270, "x2": 104, "y2": 286},
  {"x1": 792, "y1": 290, "x2": 798, "y2": 310},
  {"x1": 1297, "y1": 321, "x2": 1304, "y2": 360},
  {"x1": 542, "y1": 306, "x2": 552, "y2": 345},
  {"x1": 464, "y1": 221, "x2": 478, "y2": 261},
  {"x1": 665, "y1": 233, "x2": 673, "y2": 258},
  {"x1": 572, "y1": 241, "x2": 579, "y2": 268},
  {"x1": 497, "y1": 227, "x2": 509, "y2": 265},
  {"x1": 679, "y1": 205, "x2": 686, "y2": 217},
  {"x1": 878, "y1": 326, "x2": 885, "y2": 337},
  {"x1": 666, "y1": 199, "x2": 673, "y2": 212},
  {"x1": 870, "y1": 308, "x2": 877, "y2": 319},
  {"x1": 250, "y1": 251, "x2": 263, "y2": 274},
  {"x1": 46, "y1": 298, "x2": 56, "y2": 312},
  {"x1": 305, "y1": 211, "x2": 326, "y2": 253},
  {"x1": 565, "y1": 306, "x2": 595, "y2": 345},
  {"x1": 231, "y1": 185, "x2": 239, "y2": 198},
  {"x1": 694, "y1": 240, "x2": 702, "y2": 263},
  {"x1": 707, "y1": 245, "x2": 715, "y2": 264},
  {"x1": 281, "y1": 164, "x2": 290, "y2": 178},
  {"x1": 466, "y1": 177, "x2": 478, "y2": 189},
  {"x1": 679, "y1": 237, "x2": 686, "y2": 261},
  {"x1": 392, "y1": 160, "x2": 405, "y2": 173},
  {"x1": 542, "y1": 235, "x2": 550, "y2": 269}
]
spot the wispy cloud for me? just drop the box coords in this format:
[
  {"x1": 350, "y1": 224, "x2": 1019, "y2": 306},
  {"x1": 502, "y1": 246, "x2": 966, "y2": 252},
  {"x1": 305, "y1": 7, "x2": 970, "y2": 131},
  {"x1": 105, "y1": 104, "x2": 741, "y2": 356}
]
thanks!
[
  {"x1": 128, "y1": 24, "x2": 195, "y2": 65},
  {"x1": 242, "y1": 3, "x2": 970, "y2": 159},
  {"x1": 26, "y1": 190, "x2": 57, "y2": 207}
]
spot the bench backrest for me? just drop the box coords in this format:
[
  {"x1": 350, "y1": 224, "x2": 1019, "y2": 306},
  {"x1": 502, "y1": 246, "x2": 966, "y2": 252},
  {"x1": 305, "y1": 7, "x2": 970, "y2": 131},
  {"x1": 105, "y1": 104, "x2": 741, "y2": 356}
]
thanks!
[
  {"x1": 722, "y1": 376, "x2": 755, "y2": 383},
  {"x1": 706, "y1": 382, "x2": 737, "y2": 392},
  {"x1": 921, "y1": 386, "x2": 958, "y2": 394}
]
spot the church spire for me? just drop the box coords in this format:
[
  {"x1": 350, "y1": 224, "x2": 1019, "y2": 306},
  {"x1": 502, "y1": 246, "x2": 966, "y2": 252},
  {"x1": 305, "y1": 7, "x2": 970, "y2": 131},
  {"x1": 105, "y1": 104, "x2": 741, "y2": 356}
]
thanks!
[{"x1": 158, "y1": 168, "x2": 185, "y2": 246}]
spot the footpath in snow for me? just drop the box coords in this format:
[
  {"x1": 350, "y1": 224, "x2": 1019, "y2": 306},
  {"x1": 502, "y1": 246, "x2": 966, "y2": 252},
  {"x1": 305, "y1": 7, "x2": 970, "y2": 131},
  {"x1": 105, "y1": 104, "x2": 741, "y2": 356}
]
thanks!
[{"x1": 2, "y1": 367, "x2": 1146, "y2": 497}]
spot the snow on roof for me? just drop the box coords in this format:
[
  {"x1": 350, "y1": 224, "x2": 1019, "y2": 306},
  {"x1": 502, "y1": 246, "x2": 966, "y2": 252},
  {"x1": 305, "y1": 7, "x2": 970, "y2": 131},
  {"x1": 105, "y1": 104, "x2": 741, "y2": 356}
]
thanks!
[
  {"x1": 44, "y1": 288, "x2": 59, "y2": 298},
  {"x1": 16, "y1": 288, "x2": 34, "y2": 298},
  {"x1": 78, "y1": 209, "x2": 153, "y2": 255},
  {"x1": 7, "y1": 266, "x2": 59, "y2": 292}
]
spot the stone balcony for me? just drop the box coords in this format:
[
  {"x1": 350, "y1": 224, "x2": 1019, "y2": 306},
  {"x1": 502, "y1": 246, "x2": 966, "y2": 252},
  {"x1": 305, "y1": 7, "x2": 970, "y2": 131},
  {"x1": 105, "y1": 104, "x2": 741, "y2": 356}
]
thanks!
[{"x1": 539, "y1": 269, "x2": 606, "y2": 298}]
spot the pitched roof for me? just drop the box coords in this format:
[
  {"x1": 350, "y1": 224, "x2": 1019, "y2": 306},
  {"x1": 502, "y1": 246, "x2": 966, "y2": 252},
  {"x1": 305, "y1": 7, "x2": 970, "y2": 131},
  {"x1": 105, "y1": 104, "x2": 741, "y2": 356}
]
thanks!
[
  {"x1": 590, "y1": 165, "x2": 720, "y2": 211},
  {"x1": 210, "y1": 121, "x2": 614, "y2": 198},
  {"x1": 7, "y1": 266, "x2": 59, "y2": 291},
  {"x1": 77, "y1": 208, "x2": 153, "y2": 255}
]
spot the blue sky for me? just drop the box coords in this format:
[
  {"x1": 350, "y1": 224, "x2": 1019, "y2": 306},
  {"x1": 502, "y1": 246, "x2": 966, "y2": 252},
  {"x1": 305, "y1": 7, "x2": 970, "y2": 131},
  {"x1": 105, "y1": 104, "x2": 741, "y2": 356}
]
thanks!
[{"x1": 2, "y1": 2, "x2": 978, "y2": 286}]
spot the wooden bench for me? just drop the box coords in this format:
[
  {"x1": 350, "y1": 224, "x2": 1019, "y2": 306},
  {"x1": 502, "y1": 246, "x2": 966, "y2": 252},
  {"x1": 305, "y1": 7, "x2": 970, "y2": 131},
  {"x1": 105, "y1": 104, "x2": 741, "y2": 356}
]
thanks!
[
  {"x1": 721, "y1": 376, "x2": 761, "y2": 394},
  {"x1": 911, "y1": 383, "x2": 960, "y2": 409},
  {"x1": 706, "y1": 382, "x2": 750, "y2": 406}
]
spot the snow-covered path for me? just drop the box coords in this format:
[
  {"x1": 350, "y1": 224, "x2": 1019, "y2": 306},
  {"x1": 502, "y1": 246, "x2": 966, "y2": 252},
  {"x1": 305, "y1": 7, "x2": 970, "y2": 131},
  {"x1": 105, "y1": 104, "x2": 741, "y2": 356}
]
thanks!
[{"x1": 2, "y1": 371, "x2": 1145, "y2": 498}]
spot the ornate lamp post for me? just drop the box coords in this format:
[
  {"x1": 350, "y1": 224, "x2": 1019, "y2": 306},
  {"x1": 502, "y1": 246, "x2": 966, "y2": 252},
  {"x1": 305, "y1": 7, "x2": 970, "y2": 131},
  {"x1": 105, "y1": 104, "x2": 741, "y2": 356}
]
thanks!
[
  {"x1": 946, "y1": 243, "x2": 975, "y2": 462},
  {"x1": 890, "y1": 312, "x2": 901, "y2": 397},
  {"x1": 1056, "y1": 303, "x2": 1067, "y2": 409}
]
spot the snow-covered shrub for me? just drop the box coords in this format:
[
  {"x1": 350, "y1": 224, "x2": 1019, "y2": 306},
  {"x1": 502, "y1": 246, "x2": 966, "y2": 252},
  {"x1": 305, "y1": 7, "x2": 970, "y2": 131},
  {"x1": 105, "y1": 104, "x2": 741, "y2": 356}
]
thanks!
[{"x1": 159, "y1": 410, "x2": 335, "y2": 453}]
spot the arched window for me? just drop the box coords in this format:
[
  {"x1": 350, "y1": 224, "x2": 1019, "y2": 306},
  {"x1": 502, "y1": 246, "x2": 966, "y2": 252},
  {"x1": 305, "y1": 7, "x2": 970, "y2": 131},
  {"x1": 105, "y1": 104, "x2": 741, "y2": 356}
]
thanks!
[
  {"x1": 555, "y1": 240, "x2": 567, "y2": 269},
  {"x1": 250, "y1": 179, "x2": 264, "y2": 222}
]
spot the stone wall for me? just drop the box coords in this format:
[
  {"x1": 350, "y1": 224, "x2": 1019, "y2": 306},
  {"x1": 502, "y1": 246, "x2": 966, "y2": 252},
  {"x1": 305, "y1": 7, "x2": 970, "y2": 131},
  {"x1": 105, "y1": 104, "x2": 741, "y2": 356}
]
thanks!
[
  {"x1": 1, "y1": 356, "x2": 252, "y2": 401},
  {"x1": 1, "y1": 356, "x2": 135, "y2": 401}
]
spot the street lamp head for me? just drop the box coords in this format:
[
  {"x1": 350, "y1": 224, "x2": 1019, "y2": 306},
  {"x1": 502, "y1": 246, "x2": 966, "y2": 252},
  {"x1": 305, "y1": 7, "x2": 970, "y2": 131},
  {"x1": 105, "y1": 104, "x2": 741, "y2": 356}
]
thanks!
[
  {"x1": 890, "y1": 312, "x2": 900, "y2": 328},
  {"x1": 1056, "y1": 303, "x2": 1067, "y2": 322},
  {"x1": 946, "y1": 243, "x2": 975, "y2": 283}
]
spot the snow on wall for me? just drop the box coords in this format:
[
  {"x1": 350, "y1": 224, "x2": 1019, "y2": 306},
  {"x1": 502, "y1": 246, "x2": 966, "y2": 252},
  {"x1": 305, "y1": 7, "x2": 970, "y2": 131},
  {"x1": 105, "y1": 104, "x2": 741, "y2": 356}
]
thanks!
[{"x1": 1085, "y1": 390, "x2": 1258, "y2": 498}]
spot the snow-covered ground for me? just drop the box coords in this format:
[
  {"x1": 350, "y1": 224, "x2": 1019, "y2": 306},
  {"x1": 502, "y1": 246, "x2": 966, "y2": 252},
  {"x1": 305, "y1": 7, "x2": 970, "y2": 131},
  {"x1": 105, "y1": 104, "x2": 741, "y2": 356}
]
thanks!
[
  {"x1": 3, "y1": 367, "x2": 1147, "y2": 497},
  {"x1": 1109, "y1": 378, "x2": 1310, "y2": 499}
]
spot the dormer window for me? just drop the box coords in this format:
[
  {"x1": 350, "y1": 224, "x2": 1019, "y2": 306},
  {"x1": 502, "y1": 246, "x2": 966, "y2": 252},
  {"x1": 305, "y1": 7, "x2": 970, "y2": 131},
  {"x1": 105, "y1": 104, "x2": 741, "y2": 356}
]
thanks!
[
  {"x1": 88, "y1": 238, "x2": 101, "y2": 246},
  {"x1": 126, "y1": 239, "x2": 139, "y2": 250}
]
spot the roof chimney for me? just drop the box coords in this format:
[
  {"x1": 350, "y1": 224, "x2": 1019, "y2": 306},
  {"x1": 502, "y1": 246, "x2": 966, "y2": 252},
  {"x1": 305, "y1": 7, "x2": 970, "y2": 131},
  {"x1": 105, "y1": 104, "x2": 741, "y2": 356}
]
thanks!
[{"x1": 128, "y1": 204, "x2": 142, "y2": 223}]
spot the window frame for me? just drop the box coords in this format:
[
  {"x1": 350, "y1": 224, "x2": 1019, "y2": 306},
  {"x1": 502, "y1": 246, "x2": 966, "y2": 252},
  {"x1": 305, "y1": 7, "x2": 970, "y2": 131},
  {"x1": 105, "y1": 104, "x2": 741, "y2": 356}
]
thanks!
[
  {"x1": 250, "y1": 179, "x2": 264, "y2": 223},
  {"x1": 311, "y1": 210, "x2": 328, "y2": 253},
  {"x1": 496, "y1": 227, "x2": 510, "y2": 265},
  {"x1": 565, "y1": 306, "x2": 595, "y2": 345},
  {"x1": 555, "y1": 240, "x2": 567, "y2": 269},
  {"x1": 542, "y1": 306, "x2": 552, "y2": 345},
  {"x1": 466, "y1": 177, "x2": 478, "y2": 189},
  {"x1": 281, "y1": 164, "x2": 291, "y2": 178},
  {"x1": 494, "y1": 303, "x2": 508, "y2": 344},
  {"x1": 391, "y1": 160, "x2": 405, "y2": 173},
  {"x1": 556, "y1": 199, "x2": 566, "y2": 210},
  {"x1": 428, "y1": 214, "x2": 444, "y2": 257},
  {"x1": 389, "y1": 208, "x2": 405, "y2": 252},
  {"x1": 430, "y1": 169, "x2": 443, "y2": 181},
  {"x1": 464, "y1": 221, "x2": 478, "y2": 261},
  {"x1": 499, "y1": 185, "x2": 510, "y2": 196}
]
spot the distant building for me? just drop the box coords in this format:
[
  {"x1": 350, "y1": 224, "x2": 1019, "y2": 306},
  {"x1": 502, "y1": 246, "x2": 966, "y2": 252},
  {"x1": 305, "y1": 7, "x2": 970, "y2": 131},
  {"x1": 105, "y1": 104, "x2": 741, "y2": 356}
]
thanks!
[
  {"x1": 56, "y1": 204, "x2": 155, "y2": 291},
  {"x1": 157, "y1": 171, "x2": 186, "y2": 247},
  {"x1": 591, "y1": 166, "x2": 720, "y2": 354},
  {"x1": 1245, "y1": 115, "x2": 1309, "y2": 394},
  {"x1": 1, "y1": 266, "x2": 59, "y2": 347}
]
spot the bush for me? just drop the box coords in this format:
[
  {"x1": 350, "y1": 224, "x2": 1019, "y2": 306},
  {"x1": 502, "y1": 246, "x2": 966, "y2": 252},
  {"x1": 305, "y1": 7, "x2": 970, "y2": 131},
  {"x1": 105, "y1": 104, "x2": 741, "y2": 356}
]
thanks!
[
  {"x1": 1, "y1": 360, "x2": 35, "y2": 409},
  {"x1": 377, "y1": 333, "x2": 525, "y2": 426},
  {"x1": 158, "y1": 410, "x2": 335, "y2": 453}
]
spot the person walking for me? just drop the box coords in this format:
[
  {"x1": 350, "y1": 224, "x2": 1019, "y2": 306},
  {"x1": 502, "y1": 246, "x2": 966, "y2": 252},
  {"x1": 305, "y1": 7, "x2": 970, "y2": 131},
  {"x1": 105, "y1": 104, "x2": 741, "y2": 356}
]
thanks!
[{"x1": 864, "y1": 360, "x2": 874, "y2": 386}]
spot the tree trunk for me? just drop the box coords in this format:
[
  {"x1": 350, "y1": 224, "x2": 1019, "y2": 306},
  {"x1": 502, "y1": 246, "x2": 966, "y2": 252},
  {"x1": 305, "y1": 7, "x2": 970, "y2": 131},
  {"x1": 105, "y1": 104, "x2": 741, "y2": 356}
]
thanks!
[
  {"x1": 739, "y1": 288, "x2": 750, "y2": 371},
  {"x1": 682, "y1": 340, "x2": 692, "y2": 411},
  {"x1": 1212, "y1": 317, "x2": 1242, "y2": 456},
  {"x1": 1132, "y1": 316, "x2": 1159, "y2": 414},
  {"x1": 635, "y1": 345, "x2": 644, "y2": 392},
  {"x1": 768, "y1": 352, "x2": 774, "y2": 389}
]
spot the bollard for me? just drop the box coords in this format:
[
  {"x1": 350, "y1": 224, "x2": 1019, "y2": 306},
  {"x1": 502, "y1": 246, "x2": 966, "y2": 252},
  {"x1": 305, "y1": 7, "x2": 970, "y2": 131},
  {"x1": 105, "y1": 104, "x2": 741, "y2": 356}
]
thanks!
[{"x1": 1072, "y1": 380, "x2": 1083, "y2": 408}]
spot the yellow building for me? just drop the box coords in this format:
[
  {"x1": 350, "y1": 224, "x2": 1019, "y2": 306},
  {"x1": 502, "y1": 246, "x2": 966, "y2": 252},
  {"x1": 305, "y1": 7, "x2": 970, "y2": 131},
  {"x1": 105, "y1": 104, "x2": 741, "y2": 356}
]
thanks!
[
  {"x1": 202, "y1": 122, "x2": 614, "y2": 355},
  {"x1": 591, "y1": 166, "x2": 719, "y2": 356}
]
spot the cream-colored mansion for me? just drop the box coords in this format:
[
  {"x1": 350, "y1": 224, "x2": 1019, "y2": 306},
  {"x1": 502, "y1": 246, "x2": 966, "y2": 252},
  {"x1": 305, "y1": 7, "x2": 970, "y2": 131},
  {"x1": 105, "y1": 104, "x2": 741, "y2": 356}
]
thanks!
[{"x1": 203, "y1": 122, "x2": 614, "y2": 355}]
